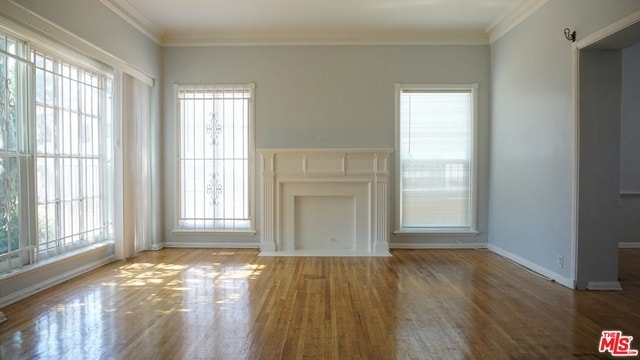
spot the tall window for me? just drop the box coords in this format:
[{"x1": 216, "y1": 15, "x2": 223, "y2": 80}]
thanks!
[
  {"x1": 396, "y1": 84, "x2": 477, "y2": 232},
  {"x1": 0, "y1": 32, "x2": 32, "y2": 269},
  {"x1": 0, "y1": 25, "x2": 113, "y2": 273},
  {"x1": 33, "y1": 48, "x2": 113, "y2": 258},
  {"x1": 176, "y1": 84, "x2": 254, "y2": 231}
]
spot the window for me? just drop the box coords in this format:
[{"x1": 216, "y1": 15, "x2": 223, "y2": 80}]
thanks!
[
  {"x1": 0, "y1": 25, "x2": 113, "y2": 273},
  {"x1": 395, "y1": 84, "x2": 477, "y2": 232},
  {"x1": 33, "y1": 48, "x2": 113, "y2": 258},
  {"x1": 175, "y1": 84, "x2": 254, "y2": 232},
  {"x1": 0, "y1": 32, "x2": 32, "y2": 269}
]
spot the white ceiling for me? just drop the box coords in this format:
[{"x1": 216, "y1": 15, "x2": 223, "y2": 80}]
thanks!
[{"x1": 100, "y1": 0, "x2": 547, "y2": 45}]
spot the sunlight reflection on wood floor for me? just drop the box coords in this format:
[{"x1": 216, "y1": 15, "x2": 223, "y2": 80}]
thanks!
[{"x1": 0, "y1": 248, "x2": 639, "y2": 359}]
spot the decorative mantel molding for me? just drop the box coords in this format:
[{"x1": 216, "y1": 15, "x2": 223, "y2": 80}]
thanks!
[{"x1": 259, "y1": 149, "x2": 392, "y2": 255}]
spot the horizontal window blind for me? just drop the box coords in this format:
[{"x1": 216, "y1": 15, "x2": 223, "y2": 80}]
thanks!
[{"x1": 398, "y1": 88, "x2": 474, "y2": 229}]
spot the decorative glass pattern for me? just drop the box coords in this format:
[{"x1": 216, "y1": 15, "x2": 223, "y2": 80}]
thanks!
[
  {"x1": 0, "y1": 157, "x2": 19, "y2": 256},
  {"x1": 177, "y1": 85, "x2": 253, "y2": 231},
  {"x1": 0, "y1": 33, "x2": 24, "y2": 261}
]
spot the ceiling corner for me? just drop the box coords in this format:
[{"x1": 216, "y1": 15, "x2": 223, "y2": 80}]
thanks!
[
  {"x1": 99, "y1": 0, "x2": 163, "y2": 45},
  {"x1": 486, "y1": 0, "x2": 549, "y2": 44}
]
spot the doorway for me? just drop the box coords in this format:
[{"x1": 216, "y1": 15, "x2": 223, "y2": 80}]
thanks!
[{"x1": 574, "y1": 14, "x2": 640, "y2": 289}]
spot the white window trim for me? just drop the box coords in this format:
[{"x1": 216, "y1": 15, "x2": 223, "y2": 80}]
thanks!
[
  {"x1": 173, "y1": 83, "x2": 256, "y2": 233},
  {"x1": 0, "y1": 19, "x2": 115, "y2": 273},
  {"x1": 394, "y1": 83, "x2": 479, "y2": 234}
]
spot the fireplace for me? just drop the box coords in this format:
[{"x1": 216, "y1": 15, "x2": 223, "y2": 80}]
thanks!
[{"x1": 259, "y1": 149, "x2": 392, "y2": 256}]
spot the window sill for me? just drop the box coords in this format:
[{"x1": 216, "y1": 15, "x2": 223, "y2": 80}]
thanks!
[
  {"x1": 394, "y1": 229, "x2": 479, "y2": 236},
  {"x1": 0, "y1": 241, "x2": 114, "y2": 280},
  {"x1": 172, "y1": 229, "x2": 257, "y2": 236}
]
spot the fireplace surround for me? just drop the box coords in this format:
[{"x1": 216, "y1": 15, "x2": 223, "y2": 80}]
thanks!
[{"x1": 259, "y1": 149, "x2": 392, "y2": 256}]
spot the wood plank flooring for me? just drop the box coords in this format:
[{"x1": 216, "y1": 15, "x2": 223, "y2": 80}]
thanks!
[{"x1": 0, "y1": 248, "x2": 639, "y2": 359}]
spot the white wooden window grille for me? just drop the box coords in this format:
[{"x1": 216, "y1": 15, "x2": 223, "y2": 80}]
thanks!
[
  {"x1": 0, "y1": 23, "x2": 114, "y2": 274},
  {"x1": 396, "y1": 84, "x2": 477, "y2": 231},
  {"x1": 33, "y1": 48, "x2": 113, "y2": 258},
  {"x1": 176, "y1": 84, "x2": 254, "y2": 231},
  {"x1": 0, "y1": 32, "x2": 33, "y2": 272}
]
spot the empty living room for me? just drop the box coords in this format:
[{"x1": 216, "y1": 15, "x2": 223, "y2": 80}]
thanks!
[{"x1": 1, "y1": 0, "x2": 640, "y2": 358}]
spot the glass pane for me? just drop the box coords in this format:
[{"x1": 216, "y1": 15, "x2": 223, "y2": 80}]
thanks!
[
  {"x1": 400, "y1": 90, "x2": 472, "y2": 228},
  {"x1": 0, "y1": 53, "x2": 18, "y2": 152},
  {"x1": 33, "y1": 48, "x2": 111, "y2": 254},
  {"x1": 178, "y1": 87, "x2": 252, "y2": 230},
  {"x1": 0, "y1": 157, "x2": 20, "y2": 255}
]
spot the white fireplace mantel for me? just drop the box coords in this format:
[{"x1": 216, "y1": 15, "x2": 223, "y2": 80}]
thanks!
[{"x1": 259, "y1": 148, "x2": 392, "y2": 256}]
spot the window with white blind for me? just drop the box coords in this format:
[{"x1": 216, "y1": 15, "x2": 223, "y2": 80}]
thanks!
[
  {"x1": 395, "y1": 84, "x2": 477, "y2": 232},
  {"x1": 0, "y1": 25, "x2": 114, "y2": 274},
  {"x1": 175, "y1": 84, "x2": 254, "y2": 232}
]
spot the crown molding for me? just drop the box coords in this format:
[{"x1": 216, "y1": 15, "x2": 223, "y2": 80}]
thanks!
[
  {"x1": 100, "y1": 0, "x2": 163, "y2": 44},
  {"x1": 162, "y1": 30, "x2": 489, "y2": 47},
  {"x1": 1, "y1": 0, "x2": 154, "y2": 85},
  {"x1": 575, "y1": 9, "x2": 640, "y2": 49},
  {"x1": 99, "y1": 0, "x2": 492, "y2": 46},
  {"x1": 487, "y1": 0, "x2": 549, "y2": 43}
]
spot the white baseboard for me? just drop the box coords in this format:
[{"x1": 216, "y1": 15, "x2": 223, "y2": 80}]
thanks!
[
  {"x1": 260, "y1": 242, "x2": 276, "y2": 252},
  {"x1": 487, "y1": 244, "x2": 575, "y2": 289},
  {"x1": 259, "y1": 249, "x2": 392, "y2": 257},
  {"x1": 0, "y1": 256, "x2": 115, "y2": 308},
  {"x1": 619, "y1": 242, "x2": 640, "y2": 248},
  {"x1": 374, "y1": 242, "x2": 391, "y2": 254},
  {"x1": 587, "y1": 281, "x2": 623, "y2": 291},
  {"x1": 391, "y1": 242, "x2": 488, "y2": 249},
  {"x1": 164, "y1": 242, "x2": 260, "y2": 249}
]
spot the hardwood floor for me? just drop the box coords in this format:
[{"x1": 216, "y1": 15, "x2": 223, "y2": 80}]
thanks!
[{"x1": 0, "y1": 248, "x2": 639, "y2": 359}]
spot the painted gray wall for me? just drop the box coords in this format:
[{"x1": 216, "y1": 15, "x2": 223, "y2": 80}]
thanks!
[
  {"x1": 620, "y1": 42, "x2": 640, "y2": 246},
  {"x1": 11, "y1": 0, "x2": 159, "y2": 76},
  {"x1": 621, "y1": 43, "x2": 640, "y2": 193},
  {"x1": 489, "y1": 0, "x2": 640, "y2": 286},
  {"x1": 162, "y1": 45, "x2": 491, "y2": 247},
  {"x1": 577, "y1": 50, "x2": 622, "y2": 288}
]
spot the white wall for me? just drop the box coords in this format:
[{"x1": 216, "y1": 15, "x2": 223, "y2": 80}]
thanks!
[
  {"x1": 489, "y1": 0, "x2": 640, "y2": 287},
  {"x1": 162, "y1": 45, "x2": 491, "y2": 248}
]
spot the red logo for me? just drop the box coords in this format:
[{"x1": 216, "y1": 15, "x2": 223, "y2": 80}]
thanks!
[{"x1": 599, "y1": 331, "x2": 639, "y2": 357}]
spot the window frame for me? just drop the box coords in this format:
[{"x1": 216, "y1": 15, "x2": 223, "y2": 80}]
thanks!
[
  {"x1": 173, "y1": 83, "x2": 256, "y2": 234},
  {"x1": 31, "y1": 46, "x2": 114, "y2": 259},
  {"x1": 0, "y1": 22, "x2": 115, "y2": 274},
  {"x1": 0, "y1": 37, "x2": 36, "y2": 271},
  {"x1": 394, "y1": 83, "x2": 479, "y2": 234}
]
